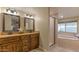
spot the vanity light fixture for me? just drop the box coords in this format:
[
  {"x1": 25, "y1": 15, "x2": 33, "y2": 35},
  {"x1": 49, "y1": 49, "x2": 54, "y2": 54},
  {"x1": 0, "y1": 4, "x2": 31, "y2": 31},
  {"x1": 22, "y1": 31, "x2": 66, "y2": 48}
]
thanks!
[
  {"x1": 12, "y1": 11, "x2": 17, "y2": 15},
  {"x1": 30, "y1": 15, "x2": 34, "y2": 19},
  {"x1": 6, "y1": 8, "x2": 11, "y2": 14},
  {"x1": 25, "y1": 14, "x2": 34, "y2": 19},
  {"x1": 26, "y1": 14, "x2": 30, "y2": 18},
  {"x1": 6, "y1": 8, "x2": 18, "y2": 15}
]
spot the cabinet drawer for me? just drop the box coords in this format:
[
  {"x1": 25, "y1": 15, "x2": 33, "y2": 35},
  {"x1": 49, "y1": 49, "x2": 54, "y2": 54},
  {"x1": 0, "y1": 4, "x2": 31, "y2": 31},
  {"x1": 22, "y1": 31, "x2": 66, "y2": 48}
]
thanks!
[
  {"x1": 31, "y1": 34, "x2": 39, "y2": 38},
  {"x1": 31, "y1": 38, "x2": 38, "y2": 41},
  {"x1": 0, "y1": 39, "x2": 4, "y2": 44},
  {"x1": 6, "y1": 37, "x2": 19, "y2": 43},
  {"x1": 0, "y1": 37, "x2": 19, "y2": 45},
  {"x1": 21, "y1": 35, "x2": 30, "y2": 39},
  {"x1": 31, "y1": 41, "x2": 38, "y2": 45}
]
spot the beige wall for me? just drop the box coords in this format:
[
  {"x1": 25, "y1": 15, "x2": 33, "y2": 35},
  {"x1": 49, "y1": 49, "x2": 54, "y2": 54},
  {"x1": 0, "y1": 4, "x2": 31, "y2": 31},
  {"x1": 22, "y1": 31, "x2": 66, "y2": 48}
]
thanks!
[
  {"x1": 33, "y1": 8, "x2": 49, "y2": 50},
  {"x1": 0, "y1": 7, "x2": 49, "y2": 50}
]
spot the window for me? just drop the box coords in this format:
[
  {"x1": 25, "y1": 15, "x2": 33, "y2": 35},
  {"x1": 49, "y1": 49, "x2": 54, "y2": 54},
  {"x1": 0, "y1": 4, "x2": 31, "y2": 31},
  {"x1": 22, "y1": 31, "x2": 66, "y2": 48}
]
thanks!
[
  {"x1": 58, "y1": 22, "x2": 77, "y2": 33},
  {"x1": 66, "y1": 22, "x2": 77, "y2": 33},
  {"x1": 58, "y1": 23, "x2": 65, "y2": 32}
]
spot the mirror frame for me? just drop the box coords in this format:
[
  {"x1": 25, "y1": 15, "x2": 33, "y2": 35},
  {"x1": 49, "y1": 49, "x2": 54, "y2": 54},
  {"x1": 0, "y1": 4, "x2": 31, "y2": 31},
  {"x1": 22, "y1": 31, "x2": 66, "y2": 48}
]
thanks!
[
  {"x1": 2, "y1": 13, "x2": 20, "y2": 32},
  {"x1": 24, "y1": 17, "x2": 35, "y2": 32}
]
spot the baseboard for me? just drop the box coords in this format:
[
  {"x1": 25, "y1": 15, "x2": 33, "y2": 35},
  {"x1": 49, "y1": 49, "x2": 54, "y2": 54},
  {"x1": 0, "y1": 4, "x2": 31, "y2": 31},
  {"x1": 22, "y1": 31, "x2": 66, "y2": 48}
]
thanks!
[{"x1": 39, "y1": 46, "x2": 48, "y2": 52}]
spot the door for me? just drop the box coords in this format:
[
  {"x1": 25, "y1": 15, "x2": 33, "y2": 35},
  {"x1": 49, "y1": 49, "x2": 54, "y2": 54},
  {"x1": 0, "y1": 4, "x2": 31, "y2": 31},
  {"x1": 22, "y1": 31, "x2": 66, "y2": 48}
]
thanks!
[{"x1": 49, "y1": 17, "x2": 55, "y2": 47}]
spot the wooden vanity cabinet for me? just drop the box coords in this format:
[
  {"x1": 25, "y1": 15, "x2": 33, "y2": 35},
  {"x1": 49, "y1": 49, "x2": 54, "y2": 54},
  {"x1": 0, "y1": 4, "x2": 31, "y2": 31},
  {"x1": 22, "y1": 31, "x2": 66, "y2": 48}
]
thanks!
[{"x1": 0, "y1": 32, "x2": 39, "y2": 52}]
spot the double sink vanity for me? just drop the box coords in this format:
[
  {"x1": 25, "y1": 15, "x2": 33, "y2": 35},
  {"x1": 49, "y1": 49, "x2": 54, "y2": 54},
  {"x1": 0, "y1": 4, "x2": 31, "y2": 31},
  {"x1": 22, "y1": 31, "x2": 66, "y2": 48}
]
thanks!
[{"x1": 0, "y1": 32, "x2": 39, "y2": 52}]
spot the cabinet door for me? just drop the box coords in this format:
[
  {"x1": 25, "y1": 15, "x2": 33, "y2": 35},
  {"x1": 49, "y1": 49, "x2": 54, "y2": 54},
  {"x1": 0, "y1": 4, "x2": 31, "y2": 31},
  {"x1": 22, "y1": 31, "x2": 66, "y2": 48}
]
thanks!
[
  {"x1": 1, "y1": 42, "x2": 21, "y2": 52},
  {"x1": 0, "y1": 36, "x2": 22, "y2": 52},
  {"x1": 31, "y1": 38, "x2": 38, "y2": 49},
  {"x1": 21, "y1": 35, "x2": 30, "y2": 52},
  {"x1": 0, "y1": 46, "x2": 3, "y2": 52},
  {"x1": 31, "y1": 34, "x2": 39, "y2": 50},
  {"x1": 16, "y1": 40, "x2": 22, "y2": 52},
  {"x1": 1, "y1": 43, "x2": 13, "y2": 52},
  {"x1": 12, "y1": 42, "x2": 17, "y2": 52}
]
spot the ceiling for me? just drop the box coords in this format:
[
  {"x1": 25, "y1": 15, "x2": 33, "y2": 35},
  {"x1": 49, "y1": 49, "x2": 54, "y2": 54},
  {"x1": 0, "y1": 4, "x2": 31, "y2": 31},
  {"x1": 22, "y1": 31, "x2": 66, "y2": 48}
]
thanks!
[
  {"x1": 50, "y1": 7, "x2": 59, "y2": 17},
  {"x1": 50, "y1": 7, "x2": 79, "y2": 19}
]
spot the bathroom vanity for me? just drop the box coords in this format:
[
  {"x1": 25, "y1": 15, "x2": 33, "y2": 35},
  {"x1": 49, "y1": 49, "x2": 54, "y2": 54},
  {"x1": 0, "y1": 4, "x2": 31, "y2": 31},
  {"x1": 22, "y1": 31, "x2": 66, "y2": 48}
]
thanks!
[{"x1": 0, "y1": 32, "x2": 39, "y2": 52}]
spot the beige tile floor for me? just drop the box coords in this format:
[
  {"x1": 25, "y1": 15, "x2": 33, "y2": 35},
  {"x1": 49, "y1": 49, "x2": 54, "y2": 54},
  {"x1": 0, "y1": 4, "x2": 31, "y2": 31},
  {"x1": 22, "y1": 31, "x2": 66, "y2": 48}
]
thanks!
[
  {"x1": 31, "y1": 45, "x2": 77, "y2": 52},
  {"x1": 47, "y1": 45, "x2": 75, "y2": 52}
]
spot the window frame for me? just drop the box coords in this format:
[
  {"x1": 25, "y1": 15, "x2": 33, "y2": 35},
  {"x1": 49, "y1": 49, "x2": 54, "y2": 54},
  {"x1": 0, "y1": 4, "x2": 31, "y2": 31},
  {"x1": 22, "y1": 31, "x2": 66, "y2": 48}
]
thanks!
[
  {"x1": 58, "y1": 21, "x2": 78, "y2": 33},
  {"x1": 58, "y1": 23, "x2": 66, "y2": 32}
]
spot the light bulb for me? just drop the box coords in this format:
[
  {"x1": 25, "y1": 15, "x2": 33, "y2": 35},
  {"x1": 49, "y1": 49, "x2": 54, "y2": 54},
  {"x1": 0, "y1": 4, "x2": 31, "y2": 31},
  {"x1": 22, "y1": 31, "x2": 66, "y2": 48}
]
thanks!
[
  {"x1": 30, "y1": 16, "x2": 34, "y2": 19},
  {"x1": 8, "y1": 10, "x2": 11, "y2": 14},
  {"x1": 60, "y1": 16, "x2": 63, "y2": 18},
  {"x1": 14, "y1": 12, "x2": 17, "y2": 15}
]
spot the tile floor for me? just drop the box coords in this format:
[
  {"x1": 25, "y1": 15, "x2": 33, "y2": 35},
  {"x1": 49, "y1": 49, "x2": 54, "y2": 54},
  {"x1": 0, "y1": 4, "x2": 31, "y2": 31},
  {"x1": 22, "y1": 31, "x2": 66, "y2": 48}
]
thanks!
[
  {"x1": 31, "y1": 45, "x2": 77, "y2": 52},
  {"x1": 47, "y1": 45, "x2": 74, "y2": 52}
]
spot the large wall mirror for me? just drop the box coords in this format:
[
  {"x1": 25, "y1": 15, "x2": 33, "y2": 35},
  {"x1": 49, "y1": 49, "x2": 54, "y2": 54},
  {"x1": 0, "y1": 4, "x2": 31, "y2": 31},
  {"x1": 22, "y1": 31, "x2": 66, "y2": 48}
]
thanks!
[
  {"x1": 3, "y1": 13, "x2": 20, "y2": 32},
  {"x1": 24, "y1": 18, "x2": 35, "y2": 32}
]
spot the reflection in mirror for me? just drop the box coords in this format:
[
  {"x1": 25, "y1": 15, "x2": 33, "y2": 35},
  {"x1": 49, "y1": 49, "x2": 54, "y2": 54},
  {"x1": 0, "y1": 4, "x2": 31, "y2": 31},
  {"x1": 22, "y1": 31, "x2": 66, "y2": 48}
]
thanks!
[
  {"x1": 3, "y1": 13, "x2": 20, "y2": 32},
  {"x1": 11, "y1": 15, "x2": 20, "y2": 32},
  {"x1": 24, "y1": 18, "x2": 35, "y2": 32}
]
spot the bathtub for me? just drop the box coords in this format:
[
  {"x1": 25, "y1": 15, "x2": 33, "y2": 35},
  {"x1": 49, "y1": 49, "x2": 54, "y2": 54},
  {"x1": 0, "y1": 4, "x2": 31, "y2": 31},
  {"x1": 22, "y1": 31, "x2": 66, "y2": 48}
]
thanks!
[{"x1": 56, "y1": 35, "x2": 79, "y2": 51}]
